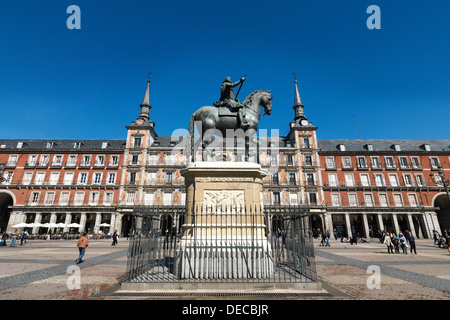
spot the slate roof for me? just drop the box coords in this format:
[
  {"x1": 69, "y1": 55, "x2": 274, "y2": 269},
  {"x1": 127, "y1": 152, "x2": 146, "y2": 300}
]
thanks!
[
  {"x1": 0, "y1": 139, "x2": 126, "y2": 151},
  {"x1": 317, "y1": 139, "x2": 450, "y2": 153}
]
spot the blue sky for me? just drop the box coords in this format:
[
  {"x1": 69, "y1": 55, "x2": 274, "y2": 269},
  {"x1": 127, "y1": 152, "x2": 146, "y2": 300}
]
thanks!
[{"x1": 0, "y1": 0, "x2": 449, "y2": 140}]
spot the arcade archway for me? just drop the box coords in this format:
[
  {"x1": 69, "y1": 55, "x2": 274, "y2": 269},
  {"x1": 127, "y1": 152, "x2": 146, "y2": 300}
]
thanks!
[
  {"x1": 0, "y1": 192, "x2": 14, "y2": 233},
  {"x1": 434, "y1": 193, "x2": 450, "y2": 233}
]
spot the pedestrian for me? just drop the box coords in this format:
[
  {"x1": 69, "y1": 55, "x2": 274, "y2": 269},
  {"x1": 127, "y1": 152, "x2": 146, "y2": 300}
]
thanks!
[
  {"x1": 399, "y1": 232, "x2": 408, "y2": 255},
  {"x1": 325, "y1": 229, "x2": 331, "y2": 247},
  {"x1": 20, "y1": 231, "x2": 25, "y2": 246},
  {"x1": 319, "y1": 229, "x2": 324, "y2": 246},
  {"x1": 111, "y1": 230, "x2": 118, "y2": 246},
  {"x1": 333, "y1": 228, "x2": 338, "y2": 241},
  {"x1": 76, "y1": 232, "x2": 89, "y2": 264},
  {"x1": 392, "y1": 233, "x2": 400, "y2": 253},
  {"x1": 433, "y1": 230, "x2": 440, "y2": 247},
  {"x1": 10, "y1": 232, "x2": 17, "y2": 247},
  {"x1": 406, "y1": 231, "x2": 417, "y2": 254},
  {"x1": 383, "y1": 232, "x2": 394, "y2": 254}
]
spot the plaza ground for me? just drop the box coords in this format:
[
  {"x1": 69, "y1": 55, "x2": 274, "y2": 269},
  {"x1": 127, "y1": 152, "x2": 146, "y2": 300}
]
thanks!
[{"x1": 0, "y1": 237, "x2": 448, "y2": 300}]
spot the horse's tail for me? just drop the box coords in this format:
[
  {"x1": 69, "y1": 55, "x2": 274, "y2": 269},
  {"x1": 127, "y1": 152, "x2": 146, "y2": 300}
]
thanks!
[{"x1": 186, "y1": 112, "x2": 195, "y2": 163}]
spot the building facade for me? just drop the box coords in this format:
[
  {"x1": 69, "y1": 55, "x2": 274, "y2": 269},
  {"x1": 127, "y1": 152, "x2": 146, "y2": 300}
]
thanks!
[{"x1": 1, "y1": 79, "x2": 449, "y2": 238}]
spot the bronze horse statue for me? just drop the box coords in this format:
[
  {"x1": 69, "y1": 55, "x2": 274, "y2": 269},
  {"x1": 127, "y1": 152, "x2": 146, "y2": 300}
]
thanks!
[{"x1": 187, "y1": 90, "x2": 272, "y2": 162}]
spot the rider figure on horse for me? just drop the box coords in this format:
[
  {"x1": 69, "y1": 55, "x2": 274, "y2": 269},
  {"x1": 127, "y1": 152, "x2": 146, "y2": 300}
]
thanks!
[{"x1": 214, "y1": 75, "x2": 249, "y2": 129}]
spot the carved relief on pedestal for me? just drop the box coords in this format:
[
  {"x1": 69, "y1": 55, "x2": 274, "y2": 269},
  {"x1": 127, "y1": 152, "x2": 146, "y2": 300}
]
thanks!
[{"x1": 204, "y1": 190, "x2": 245, "y2": 207}]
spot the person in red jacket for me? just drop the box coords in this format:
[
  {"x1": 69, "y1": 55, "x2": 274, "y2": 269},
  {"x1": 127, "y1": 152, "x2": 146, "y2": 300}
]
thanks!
[{"x1": 76, "y1": 233, "x2": 89, "y2": 264}]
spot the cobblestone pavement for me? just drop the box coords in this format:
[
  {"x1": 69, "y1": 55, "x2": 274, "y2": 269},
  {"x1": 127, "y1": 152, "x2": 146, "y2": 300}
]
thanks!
[{"x1": 0, "y1": 237, "x2": 448, "y2": 300}]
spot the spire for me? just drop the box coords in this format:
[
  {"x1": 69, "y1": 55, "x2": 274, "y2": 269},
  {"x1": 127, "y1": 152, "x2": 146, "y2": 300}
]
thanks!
[
  {"x1": 138, "y1": 79, "x2": 151, "y2": 121},
  {"x1": 292, "y1": 79, "x2": 305, "y2": 122},
  {"x1": 294, "y1": 80, "x2": 302, "y2": 107}
]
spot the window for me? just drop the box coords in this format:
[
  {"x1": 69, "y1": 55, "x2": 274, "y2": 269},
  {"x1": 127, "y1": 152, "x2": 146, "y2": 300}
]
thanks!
[
  {"x1": 89, "y1": 192, "x2": 99, "y2": 205},
  {"x1": 49, "y1": 173, "x2": 60, "y2": 185},
  {"x1": 107, "y1": 173, "x2": 116, "y2": 184},
  {"x1": 63, "y1": 172, "x2": 74, "y2": 185},
  {"x1": 30, "y1": 192, "x2": 40, "y2": 204},
  {"x1": 430, "y1": 157, "x2": 440, "y2": 168},
  {"x1": 432, "y1": 173, "x2": 442, "y2": 185},
  {"x1": 304, "y1": 155, "x2": 312, "y2": 166},
  {"x1": 95, "y1": 155, "x2": 105, "y2": 166},
  {"x1": 366, "y1": 144, "x2": 374, "y2": 151},
  {"x1": 338, "y1": 144, "x2": 346, "y2": 151},
  {"x1": 93, "y1": 172, "x2": 102, "y2": 184},
  {"x1": 270, "y1": 154, "x2": 278, "y2": 165},
  {"x1": 126, "y1": 191, "x2": 136, "y2": 205},
  {"x1": 272, "y1": 192, "x2": 281, "y2": 205},
  {"x1": 104, "y1": 192, "x2": 114, "y2": 205},
  {"x1": 411, "y1": 157, "x2": 421, "y2": 168},
  {"x1": 272, "y1": 172, "x2": 279, "y2": 184},
  {"x1": 348, "y1": 194, "x2": 358, "y2": 206},
  {"x1": 67, "y1": 155, "x2": 77, "y2": 166},
  {"x1": 59, "y1": 192, "x2": 70, "y2": 205},
  {"x1": 302, "y1": 138, "x2": 311, "y2": 149},
  {"x1": 81, "y1": 155, "x2": 91, "y2": 166},
  {"x1": 388, "y1": 174, "x2": 399, "y2": 187},
  {"x1": 131, "y1": 154, "x2": 139, "y2": 165},
  {"x1": 134, "y1": 137, "x2": 142, "y2": 147},
  {"x1": 110, "y1": 155, "x2": 119, "y2": 166},
  {"x1": 289, "y1": 173, "x2": 296, "y2": 185},
  {"x1": 424, "y1": 144, "x2": 431, "y2": 151},
  {"x1": 309, "y1": 193, "x2": 317, "y2": 205},
  {"x1": 360, "y1": 173, "x2": 370, "y2": 186},
  {"x1": 34, "y1": 172, "x2": 46, "y2": 185},
  {"x1": 287, "y1": 155, "x2": 294, "y2": 165},
  {"x1": 393, "y1": 144, "x2": 401, "y2": 151},
  {"x1": 7, "y1": 155, "x2": 18, "y2": 166},
  {"x1": 289, "y1": 193, "x2": 298, "y2": 205},
  {"x1": 379, "y1": 194, "x2": 389, "y2": 207},
  {"x1": 364, "y1": 193, "x2": 374, "y2": 207},
  {"x1": 44, "y1": 192, "x2": 55, "y2": 205},
  {"x1": 306, "y1": 173, "x2": 315, "y2": 185},
  {"x1": 23, "y1": 172, "x2": 33, "y2": 185},
  {"x1": 39, "y1": 155, "x2": 49, "y2": 166},
  {"x1": 328, "y1": 173, "x2": 338, "y2": 187},
  {"x1": 166, "y1": 172, "x2": 173, "y2": 184},
  {"x1": 393, "y1": 194, "x2": 403, "y2": 207},
  {"x1": 144, "y1": 192, "x2": 154, "y2": 205},
  {"x1": 342, "y1": 156, "x2": 352, "y2": 169},
  {"x1": 326, "y1": 157, "x2": 336, "y2": 169},
  {"x1": 2, "y1": 171, "x2": 13, "y2": 185},
  {"x1": 163, "y1": 193, "x2": 172, "y2": 205},
  {"x1": 102, "y1": 142, "x2": 109, "y2": 149},
  {"x1": 73, "y1": 142, "x2": 82, "y2": 149},
  {"x1": 408, "y1": 194, "x2": 418, "y2": 207},
  {"x1": 46, "y1": 142, "x2": 54, "y2": 149},
  {"x1": 28, "y1": 155, "x2": 37, "y2": 166},
  {"x1": 385, "y1": 156, "x2": 395, "y2": 168},
  {"x1": 399, "y1": 157, "x2": 409, "y2": 168},
  {"x1": 357, "y1": 157, "x2": 368, "y2": 168},
  {"x1": 345, "y1": 173, "x2": 355, "y2": 186},
  {"x1": 374, "y1": 173, "x2": 385, "y2": 186},
  {"x1": 415, "y1": 174, "x2": 426, "y2": 187},
  {"x1": 331, "y1": 194, "x2": 341, "y2": 206},
  {"x1": 403, "y1": 174, "x2": 414, "y2": 187},
  {"x1": 129, "y1": 172, "x2": 136, "y2": 184},
  {"x1": 78, "y1": 172, "x2": 88, "y2": 185},
  {"x1": 371, "y1": 156, "x2": 381, "y2": 169},
  {"x1": 147, "y1": 172, "x2": 157, "y2": 185},
  {"x1": 16, "y1": 142, "x2": 23, "y2": 148},
  {"x1": 74, "y1": 192, "x2": 85, "y2": 205},
  {"x1": 52, "y1": 155, "x2": 63, "y2": 166}
]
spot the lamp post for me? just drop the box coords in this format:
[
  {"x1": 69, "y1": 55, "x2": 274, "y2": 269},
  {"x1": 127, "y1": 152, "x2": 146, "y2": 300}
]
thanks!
[
  {"x1": 0, "y1": 162, "x2": 6, "y2": 183},
  {"x1": 429, "y1": 165, "x2": 450, "y2": 204}
]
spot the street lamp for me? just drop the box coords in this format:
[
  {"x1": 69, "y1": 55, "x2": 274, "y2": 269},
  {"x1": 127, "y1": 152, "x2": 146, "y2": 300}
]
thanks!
[
  {"x1": 429, "y1": 165, "x2": 450, "y2": 203},
  {"x1": 0, "y1": 162, "x2": 6, "y2": 183}
]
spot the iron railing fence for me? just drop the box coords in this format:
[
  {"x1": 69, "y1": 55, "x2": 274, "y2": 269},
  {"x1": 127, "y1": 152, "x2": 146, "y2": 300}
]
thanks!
[{"x1": 121, "y1": 205, "x2": 316, "y2": 284}]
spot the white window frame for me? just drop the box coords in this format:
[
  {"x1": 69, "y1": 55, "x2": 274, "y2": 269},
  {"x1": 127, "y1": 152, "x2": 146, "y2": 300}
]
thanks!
[
  {"x1": 44, "y1": 192, "x2": 55, "y2": 205},
  {"x1": 49, "y1": 172, "x2": 60, "y2": 185},
  {"x1": 34, "y1": 172, "x2": 46, "y2": 185},
  {"x1": 402, "y1": 173, "x2": 414, "y2": 187},
  {"x1": 360, "y1": 173, "x2": 370, "y2": 186},
  {"x1": 7, "y1": 154, "x2": 18, "y2": 166},
  {"x1": 104, "y1": 192, "x2": 114, "y2": 205},
  {"x1": 407, "y1": 193, "x2": 419, "y2": 207},
  {"x1": 22, "y1": 172, "x2": 33, "y2": 185},
  {"x1": 59, "y1": 192, "x2": 70, "y2": 205},
  {"x1": 364, "y1": 193, "x2": 374, "y2": 207},
  {"x1": 107, "y1": 172, "x2": 116, "y2": 185},
  {"x1": 393, "y1": 193, "x2": 403, "y2": 207},
  {"x1": 415, "y1": 174, "x2": 426, "y2": 187},
  {"x1": 374, "y1": 173, "x2": 385, "y2": 186},
  {"x1": 388, "y1": 174, "x2": 399, "y2": 187},
  {"x1": 379, "y1": 193, "x2": 389, "y2": 207},
  {"x1": 325, "y1": 156, "x2": 336, "y2": 169},
  {"x1": 348, "y1": 193, "x2": 358, "y2": 207},
  {"x1": 63, "y1": 172, "x2": 75, "y2": 185},
  {"x1": 331, "y1": 193, "x2": 341, "y2": 207},
  {"x1": 74, "y1": 192, "x2": 85, "y2": 205},
  {"x1": 384, "y1": 156, "x2": 395, "y2": 169},
  {"x1": 77, "y1": 172, "x2": 88, "y2": 185},
  {"x1": 342, "y1": 156, "x2": 352, "y2": 169},
  {"x1": 328, "y1": 173, "x2": 338, "y2": 187},
  {"x1": 93, "y1": 172, "x2": 102, "y2": 185},
  {"x1": 344, "y1": 173, "x2": 355, "y2": 187}
]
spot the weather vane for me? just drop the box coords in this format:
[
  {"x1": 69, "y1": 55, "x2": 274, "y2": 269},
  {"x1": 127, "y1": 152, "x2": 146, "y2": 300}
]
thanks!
[
  {"x1": 292, "y1": 72, "x2": 298, "y2": 83},
  {"x1": 146, "y1": 71, "x2": 152, "y2": 83}
]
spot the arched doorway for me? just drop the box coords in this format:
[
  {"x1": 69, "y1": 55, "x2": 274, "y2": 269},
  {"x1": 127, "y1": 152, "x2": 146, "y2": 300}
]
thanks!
[
  {"x1": 0, "y1": 192, "x2": 14, "y2": 233},
  {"x1": 434, "y1": 194, "x2": 450, "y2": 233}
]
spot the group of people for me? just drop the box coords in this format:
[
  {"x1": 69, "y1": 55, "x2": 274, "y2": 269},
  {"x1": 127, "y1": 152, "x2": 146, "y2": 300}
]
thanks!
[
  {"x1": 1, "y1": 230, "x2": 29, "y2": 247},
  {"x1": 381, "y1": 230, "x2": 417, "y2": 255},
  {"x1": 433, "y1": 229, "x2": 450, "y2": 249}
]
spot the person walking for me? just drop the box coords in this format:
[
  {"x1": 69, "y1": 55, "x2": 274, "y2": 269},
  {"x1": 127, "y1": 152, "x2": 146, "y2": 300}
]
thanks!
[
  {"x1": 111, "y1": 230, "x2": 118, "y2": 246},
  {"x1": 399, "y1": 233, "x2": 408, "y2": 255},
  {"x1": 392, "y1": 233, "x2": 400, "y2": 253},
  {"x1": 383, "y1": 232, "x2": 394, "y2": 254},
  {"x1": 325, "y1": 229, "x2": 331, "y2": 247},
  {"x1": 76, "y1": 232, "x2": 89, "y2": 264},
  {"x1": 406, "y1": 231, "x2": 417, "y2": 254}
]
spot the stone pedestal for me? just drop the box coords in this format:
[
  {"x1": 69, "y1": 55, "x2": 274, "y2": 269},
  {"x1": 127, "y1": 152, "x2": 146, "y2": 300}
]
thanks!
[{"x1": 176, "y1": 162, "x2": 273, "y2": 279}]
